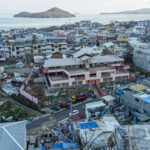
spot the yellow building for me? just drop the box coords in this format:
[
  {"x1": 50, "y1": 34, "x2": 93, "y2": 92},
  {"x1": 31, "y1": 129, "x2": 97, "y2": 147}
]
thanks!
[{"x1": 117, "y1": 34, "x2": 128, "y2": 42}]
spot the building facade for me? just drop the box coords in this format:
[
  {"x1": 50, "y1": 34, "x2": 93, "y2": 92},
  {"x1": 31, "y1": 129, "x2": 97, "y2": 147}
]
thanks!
[
  {"x1": 43, "y1": 55, "x2": 130, "y2": 88},
  {"x1": 115, "y1": 81, "x2": 150, "y2": 116},
  {"x1": 133, "y1": 46, "x2": 150, "y2": 72}
]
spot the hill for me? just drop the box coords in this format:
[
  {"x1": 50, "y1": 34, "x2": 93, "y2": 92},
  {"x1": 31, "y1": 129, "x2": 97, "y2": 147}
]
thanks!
[
  {"x1": 101, "y1": 8, "x2": 150, "y2": 15},
  {"x1": 14, "y1": 7, "x2": 75, "y2": 18}
]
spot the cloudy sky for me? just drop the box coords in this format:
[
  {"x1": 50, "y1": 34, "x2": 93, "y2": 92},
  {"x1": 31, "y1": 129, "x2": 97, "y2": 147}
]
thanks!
[{"x1": 1, "y1": 0, "x2": 150, "y2": 14}]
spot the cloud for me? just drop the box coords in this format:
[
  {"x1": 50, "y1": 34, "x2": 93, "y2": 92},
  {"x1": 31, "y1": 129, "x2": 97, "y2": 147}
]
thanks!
[{"x1": 0, "y1": 0, "x2": 150, "y2": 14}]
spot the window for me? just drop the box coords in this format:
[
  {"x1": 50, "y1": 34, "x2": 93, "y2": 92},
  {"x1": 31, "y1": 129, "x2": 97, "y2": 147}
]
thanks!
[
  {"x1": 59, "y1": 48, "x2": 62, "y2": 51},
  {"x1": 135, "y1": 98, "x2": 139, "y2": 102},
  {"x1": 72, "y1": 82, "x2": 77, "y2": 86},
  {"x1": 55, "y1": 45, "x2": 58, "y2": 48},
  {"x1": 62, "y1": 83, "x2": 69, "y2": 87},
  {"x1": 52, "y1": 49, "x2": 54, "y2": 51},
  {"x1": 78, "y1": 81, "x2": 82, "y2": 85},
  {"x1": 90, "y1": 73, "x2": 96, "y2": 77}
]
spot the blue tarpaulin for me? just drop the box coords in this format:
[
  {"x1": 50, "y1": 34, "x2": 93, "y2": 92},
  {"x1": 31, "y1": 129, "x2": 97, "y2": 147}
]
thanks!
[
  {"x1": 51, "y1": 143, "x2": 63, "y2": 149},
  {"x1": 79, "y1": 121, "x2": 98, "y2": 129},
  {"x1": 115, "y1": 89, "x2": 124, "y2": 97},
  {"x1": 51, "y1": 141, "x2": 77, "y2": 149},
  {"x1": 63, "y1": 142, "x2": 77, "y2": 149},
  {"x1": 41, "y1": 144, "x2": 45, "y2": 150}
]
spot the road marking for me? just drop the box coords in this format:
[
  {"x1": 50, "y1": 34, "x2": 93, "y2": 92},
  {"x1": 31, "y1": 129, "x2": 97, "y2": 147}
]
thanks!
[{"x1": 58, "y1": 118, "x2": 68, "y2": 123}]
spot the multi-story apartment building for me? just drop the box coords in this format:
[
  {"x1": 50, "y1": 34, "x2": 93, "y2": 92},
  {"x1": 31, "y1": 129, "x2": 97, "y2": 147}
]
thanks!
[
  {"x1": 115, "y1": 78, "x2": 150, "y2": 116},
  {"x1": 133, "y1": 44, "x2": 150, "y2": 72},
  {"x1": 43, "y1": 54, "x2": 130, "y2": 88},
  {"x1": 0, "y1": 36, "x2": 68, "y2": 58}
]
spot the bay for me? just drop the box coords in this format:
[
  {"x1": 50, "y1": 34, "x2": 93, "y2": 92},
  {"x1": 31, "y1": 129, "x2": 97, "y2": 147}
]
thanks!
[{"x1": 0, "y1": 13, "x2": 150, "y2": 30}]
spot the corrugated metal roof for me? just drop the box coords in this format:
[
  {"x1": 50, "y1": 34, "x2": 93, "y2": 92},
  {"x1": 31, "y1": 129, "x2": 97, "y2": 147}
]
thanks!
[{"x1": 44, "y1": 55, "x2": 123, "y2": 68}]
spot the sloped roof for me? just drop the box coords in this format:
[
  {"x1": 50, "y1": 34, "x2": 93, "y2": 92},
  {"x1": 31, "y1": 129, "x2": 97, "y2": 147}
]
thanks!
[
  {"x1": 43, "y1": 55, "x2": 124, "y2": 68},
  {"x1": 73, "y1": 47, "x2": 100, "y2": 58},
  {"x1": 0, "y1": 121, "x2": 26, "y2": 150}
]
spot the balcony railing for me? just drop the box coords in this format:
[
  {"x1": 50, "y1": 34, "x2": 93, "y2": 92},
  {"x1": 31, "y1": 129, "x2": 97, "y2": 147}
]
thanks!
[
  {"x1": 50, "y1": 76, "x2": 69, "y2": 81},
  {"x1": 75, "y1": 77, "x2": 85, "y2": 81},
  {"x1": 101, "y1": 75, "x2": 111, "y2": 78}
]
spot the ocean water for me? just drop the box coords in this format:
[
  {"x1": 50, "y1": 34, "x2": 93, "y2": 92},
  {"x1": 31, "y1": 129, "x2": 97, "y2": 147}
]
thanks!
[{"x1": 0, "y1": 13, "x2": 150, "y2": 30}]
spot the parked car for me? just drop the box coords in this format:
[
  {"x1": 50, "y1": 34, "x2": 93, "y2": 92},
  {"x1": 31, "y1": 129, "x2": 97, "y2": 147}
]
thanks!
[
  {"x1": 59, "y1": 100, "x2": 70, "y2": 108},
  {"x1": 90, "y1": 93, "x2": 97, "y2": 98},
  {"x1": 69, "y1": 110, "x2": 79, "y2": 116},
  {"x1": 70, "y1": 113, "x2": 85, "y2": 121},
  {"x1": 50, "y1": 105, "x2": 60, "y2": 111}
]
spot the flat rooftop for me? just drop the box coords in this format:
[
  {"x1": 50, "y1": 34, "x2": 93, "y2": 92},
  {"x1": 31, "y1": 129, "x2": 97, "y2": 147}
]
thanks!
[
  {"x1": 129, "y1": 84, "x2": 148, "y2": 92},
  {"x1": 102, "y1": 95, "x2": 115, "y2": 102},
  {"x1": 85, "y1": 101, "x2": 106, "y2": 109}
]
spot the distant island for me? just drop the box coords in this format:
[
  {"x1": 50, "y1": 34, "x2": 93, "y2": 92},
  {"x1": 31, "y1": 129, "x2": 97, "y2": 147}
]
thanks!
[
  {"x1": 14, "y1": 7, "x2": 75, "y2": 18},
  {"x1": 101, "y1": 8, "x2": 150, "y2": 14}
]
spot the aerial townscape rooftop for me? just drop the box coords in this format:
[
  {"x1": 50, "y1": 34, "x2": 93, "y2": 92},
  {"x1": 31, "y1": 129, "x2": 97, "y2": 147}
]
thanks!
[{"x1": 0, "y1": 1, "x2": 150, "y2": 149}]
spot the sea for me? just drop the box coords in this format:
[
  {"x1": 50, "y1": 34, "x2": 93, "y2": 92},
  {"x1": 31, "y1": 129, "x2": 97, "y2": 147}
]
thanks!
[{"x1": 0, "y1": 13, "x2": 150, "y2": 30}]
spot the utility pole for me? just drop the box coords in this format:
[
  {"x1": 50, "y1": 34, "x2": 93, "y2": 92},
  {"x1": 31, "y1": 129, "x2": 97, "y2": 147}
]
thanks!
[
  {"x1": 113, "y1": 79, "x2": 116, "y2": 96},
  {"x1": 69, "y1": 97, "x2": 73, "y2": 115}
]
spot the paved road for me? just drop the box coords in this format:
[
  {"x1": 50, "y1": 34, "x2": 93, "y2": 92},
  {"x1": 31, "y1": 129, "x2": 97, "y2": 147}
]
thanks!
[{"x1": 27, "y1": 98, "x2": 98, "y2": 130}]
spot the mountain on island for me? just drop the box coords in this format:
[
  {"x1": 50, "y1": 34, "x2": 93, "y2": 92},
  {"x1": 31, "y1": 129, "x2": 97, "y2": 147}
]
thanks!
[
  {"x1": 14, "y1": 7, "x2": 75, "y2": 18},
  {"x1": 101, "y1": 8, "x2": 150, "y2": 14}
]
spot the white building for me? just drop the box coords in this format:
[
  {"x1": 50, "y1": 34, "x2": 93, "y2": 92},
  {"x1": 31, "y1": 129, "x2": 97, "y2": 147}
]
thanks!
[
  {"x1": 133, "y1": 46, "x2": 150, "y2": 72},
  {"x1": 43, "y1": 54, "x2": 130, "y2": 88},
  {"x1": 101, "y1": 95, "x2": 115, "y2": 106},
  {"x1": 85, "y1": 101, "x2": 106, "y2": 120},
  {"x1": 74, "y1": 116, "x2": 119, "y2": 150},
  {"x1": 115, "y1": 125, "x2": 150, "y2": 150},
  {"x1": 0, "y1": 66, "x2": 4, "y2": 73},
  {"x1": 115, "y1": 82, "x2": 150, "y2": 116}
]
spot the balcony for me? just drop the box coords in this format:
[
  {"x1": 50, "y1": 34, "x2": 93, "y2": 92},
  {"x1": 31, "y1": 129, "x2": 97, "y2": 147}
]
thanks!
[
  {"x1": 123, "y1": 65, "x2": 130, "y2": 70},
  {"x1": 75, "y1": 76, "x2": 85, "y2": 81},
  {"x1": 101, "y1": 74, "x2": 111, "y2": 78},
  {"x1": 50, "y1": 75, "x2": 69, "y2": 81},
  {"x1": 115, "y1": 71, "x2": 129, "y2": 77}
]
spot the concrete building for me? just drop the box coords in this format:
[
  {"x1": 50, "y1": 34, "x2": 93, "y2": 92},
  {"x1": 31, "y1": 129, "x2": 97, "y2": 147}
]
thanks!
[
  {"x1": 101, "y1": 95, "x2": 115, "y2": 107},
  {"x1": 133, "y1": 46, "x2": 150, "y2": 72},
  {"x1": 43, "y1": 54, "x2": 130, "y2": 88},
  {"x1": 73, "y1": 116, "x2": 119, "y2": 150},
  {"x1": 85, "y1": 101, "x2": 106, "y2": 121},
  {"x1": 0, "y1": 47, "x2": 10, "y2": 58},
  {"x1": 115, "y1": 125, "x2": 150, "y2": 150},
  {"x1": 115, "y1": 81, "x2": 150, "y2": 116},
  {"x1": 0, "y1": 121, "x2": 27, "y2": 150},
  {"x1": 0, "y1": 36, "x2": 68, "y2": 58}
]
